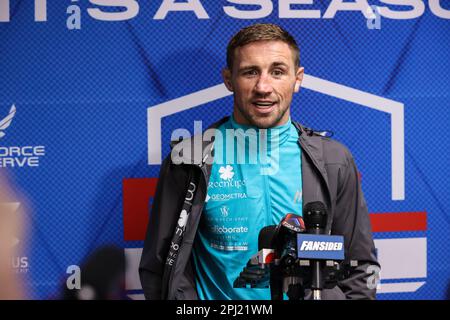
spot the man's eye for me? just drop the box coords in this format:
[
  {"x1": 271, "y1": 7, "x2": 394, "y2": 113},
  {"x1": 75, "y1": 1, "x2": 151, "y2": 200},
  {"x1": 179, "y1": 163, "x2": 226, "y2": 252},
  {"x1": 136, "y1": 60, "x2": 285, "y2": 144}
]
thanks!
[
  {"x1": 243, "y1": 70, "x2": 257, "y2": 76},
  {"x1": 272, "y1": 70, "x2": 285, "y2": 76}
]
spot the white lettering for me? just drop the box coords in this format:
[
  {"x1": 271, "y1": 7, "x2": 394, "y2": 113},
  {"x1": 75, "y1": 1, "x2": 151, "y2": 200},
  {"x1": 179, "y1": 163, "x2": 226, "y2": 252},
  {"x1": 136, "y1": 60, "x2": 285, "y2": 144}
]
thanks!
[
  {"x1": 35, "y1": 0, "x2": 47, "y2": 21},
  {"x1": 300, "y1": 241, "x2": 343, "y2": 251},
  {"x1": 378, "y1": 0, "x2": 425, "y2": 19},
  {"x1": 279, "y1": 0, "x2": 321, "y2": 19},
  {"x1": 186, "y1": 182, "x2": 196, "y2": 201},
  {"x1": 211, "y1": 225, "x2": 249, "y2": 234},
  {"x1": 429, "y1": 0, "x2": 450, "y2": 19},
  {"x1": 34, "y1": 146, "x2": 45, "y2": 156},
  {"x1": 0, "y1": 0, "x2": 46, "y2": 22},
  {"x1": 0, "y1": 157, "x2": 41, "y2": 168},
  {"x1": 1, "y1": 0, "x2": 449, "y2": 23},
  {"x1": 0, "y1": 146, "x2": 45, "y2": 157},
  {"x1": 154, "y1": 0, "x2": 209, "y2": 20},
  {"x1": 175, "y1": 226, "x2": 183, "y2": 236},
  {"x1": 203, "y1": 128, "x2": 220, "y2": 165},
  {"x1": 0, "y1": 0, "x2": 9, "y2": 22},
  {"x1": 367, "y1": 5, "x2": 381, "y2": 29},
  {"x1": 66, "y1": 265, "x2": 81, "y2": 290},
  {"x1": 177, "y1": 305, "x2": 211, "y2": 317},
  {"x1": 67, "y1": 4, "x2": 82, "y2": 30},
  {"x1": 170, "y1": 128, "x2": 191, "y2": 165},
  {"x1": 324, "y1": 0, "x2": 372, "y2": 19},
  {"x1": 224, "y1": 0, "x2": 273, "y2": 19},
  {"x1": 210, "y1": 192, "x2": 247, "y2": 201},
  {"x1": 208, "y1": 179, "x2": 246, "y2": 189},
  {"x1": 300, "y1": 241, "x2": 309, "y2": 251},
  {"x1": 87, "y1": 0, "x2": 139, "y2": 21},
  {"x1": 171, "y1": 242, "x2": 179, "y2": 251}
]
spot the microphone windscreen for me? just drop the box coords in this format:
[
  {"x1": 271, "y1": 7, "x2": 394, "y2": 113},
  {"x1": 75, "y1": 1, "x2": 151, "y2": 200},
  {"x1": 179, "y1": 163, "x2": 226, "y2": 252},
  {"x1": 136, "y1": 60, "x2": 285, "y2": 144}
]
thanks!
[
  {"x1": 258, "y1": 225, "x2": 277, "y2": 250},
  {"x1": 303, "y1": 201, "x2": 328, "y2": 229}
]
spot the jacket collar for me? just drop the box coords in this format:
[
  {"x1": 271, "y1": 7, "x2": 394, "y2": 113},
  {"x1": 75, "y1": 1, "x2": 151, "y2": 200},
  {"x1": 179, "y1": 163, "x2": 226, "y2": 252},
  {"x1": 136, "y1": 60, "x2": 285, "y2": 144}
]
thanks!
[
  {"x1": 294, "y1": 122, "x2": 331, "y2": 193},
  {"x1": 170, "y1": 116, "x2": 331, "y2": 197}
]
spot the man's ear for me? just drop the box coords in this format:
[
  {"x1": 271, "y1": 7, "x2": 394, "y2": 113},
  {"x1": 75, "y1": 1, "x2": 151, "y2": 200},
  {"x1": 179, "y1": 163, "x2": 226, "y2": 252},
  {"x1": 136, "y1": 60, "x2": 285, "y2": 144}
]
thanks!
[
  {"x1": 222, "y1": 68, "x2": 233, "y2": 92},
  {"x1": 294, "y1": 67, "x2": 304, "y2": 93}
]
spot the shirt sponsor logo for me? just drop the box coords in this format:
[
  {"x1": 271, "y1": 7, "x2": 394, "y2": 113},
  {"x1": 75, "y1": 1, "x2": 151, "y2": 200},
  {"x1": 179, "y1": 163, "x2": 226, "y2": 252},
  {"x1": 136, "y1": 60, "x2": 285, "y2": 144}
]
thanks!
[
  {"x1": 220, "y1": 206, "x2": 229, "y2": 218},
  {"x1": 210, "y1": 225, "x2": 248, "y2": 234},
  {"x1": 219, "y1": 165, "x2": 234, "y2": 180},
  {"x1": 208, "y1": 179, "x2": 246, "y2": 189},
  {"x1": 210, "y1": 243, "x2": 248, "y2": 251},
  {"x1": 209, "y1": 192, "x2": 247, "y2": 201}
]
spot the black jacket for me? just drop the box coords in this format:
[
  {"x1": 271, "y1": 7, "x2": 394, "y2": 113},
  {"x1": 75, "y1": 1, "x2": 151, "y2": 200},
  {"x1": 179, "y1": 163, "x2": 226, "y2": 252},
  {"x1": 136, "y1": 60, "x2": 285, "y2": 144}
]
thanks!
[{"x1": 139, "y1": 117, "x2": 380, "y2": 300}]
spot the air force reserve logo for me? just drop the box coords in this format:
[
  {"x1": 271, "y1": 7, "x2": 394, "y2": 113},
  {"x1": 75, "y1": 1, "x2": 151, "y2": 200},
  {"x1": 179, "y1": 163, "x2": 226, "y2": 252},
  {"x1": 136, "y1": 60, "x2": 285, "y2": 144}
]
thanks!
[
  {"x1": 0, "y1": 104, "x2": 16, "y2": 139},
  {"x1": 0, "y1": 104, "x2": 47, "y2": 168}
]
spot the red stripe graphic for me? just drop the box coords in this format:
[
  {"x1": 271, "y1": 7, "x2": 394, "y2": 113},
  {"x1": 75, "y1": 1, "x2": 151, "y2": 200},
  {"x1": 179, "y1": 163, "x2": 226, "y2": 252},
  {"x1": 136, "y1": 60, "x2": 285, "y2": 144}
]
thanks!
[
  {"x1": 123, "y1": 178, "x2": 158, "y2": 241},
  {"x1": 369, "y1": 212, "x2": 427, "y2": 233},
  {"x1": 122, "y1": 178, "x2": 427, "y2": 241}
]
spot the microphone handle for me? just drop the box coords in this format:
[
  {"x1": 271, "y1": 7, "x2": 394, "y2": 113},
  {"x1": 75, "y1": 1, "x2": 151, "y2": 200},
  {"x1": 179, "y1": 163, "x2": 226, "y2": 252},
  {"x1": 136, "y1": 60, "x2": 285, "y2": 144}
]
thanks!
[
  {"x1": 312, "y1": 260, "x2": 322, "y2": 300},
  {"x1": 310, "y1": 227, "x2": 323, "y2": 300},
  {"x1": 270, "y1": 264, "x2": 284, "y2": 300}
]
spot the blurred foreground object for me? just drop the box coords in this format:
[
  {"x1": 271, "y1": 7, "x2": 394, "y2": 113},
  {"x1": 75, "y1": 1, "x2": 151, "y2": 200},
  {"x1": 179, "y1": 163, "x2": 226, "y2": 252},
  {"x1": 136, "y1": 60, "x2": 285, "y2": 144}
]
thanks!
[
  {"x1": 61, "y1": 245, "x2": 127, "y2": 300},
  {"x1": 0, "y1": 172, "x2": 25, "y2": 299}
]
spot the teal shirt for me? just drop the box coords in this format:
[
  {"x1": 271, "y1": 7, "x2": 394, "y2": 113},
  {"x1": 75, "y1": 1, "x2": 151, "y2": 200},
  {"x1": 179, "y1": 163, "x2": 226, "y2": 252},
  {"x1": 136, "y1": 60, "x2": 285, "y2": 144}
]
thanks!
[{"x1": 192, "y1": 116, "x2": 302, "y2": 300}]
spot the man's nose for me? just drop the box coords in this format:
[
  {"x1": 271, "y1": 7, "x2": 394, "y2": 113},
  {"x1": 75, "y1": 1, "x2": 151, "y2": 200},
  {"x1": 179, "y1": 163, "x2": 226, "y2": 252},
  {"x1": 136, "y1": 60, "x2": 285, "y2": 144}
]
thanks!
[{"x1": 254, "y1": 74, "x2": 273, "y2": 95}]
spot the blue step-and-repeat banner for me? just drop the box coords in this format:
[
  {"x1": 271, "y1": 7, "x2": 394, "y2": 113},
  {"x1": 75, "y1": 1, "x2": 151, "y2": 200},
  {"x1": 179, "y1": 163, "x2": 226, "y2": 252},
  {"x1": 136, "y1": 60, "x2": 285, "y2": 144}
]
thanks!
[{"x1": 1, "y1": 0, "x2": 449, "y2": 299}]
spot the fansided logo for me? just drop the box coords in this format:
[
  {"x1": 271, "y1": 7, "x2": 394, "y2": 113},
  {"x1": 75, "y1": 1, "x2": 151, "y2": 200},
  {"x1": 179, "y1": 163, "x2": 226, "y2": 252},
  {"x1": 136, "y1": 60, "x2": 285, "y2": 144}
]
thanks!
[{"x1": 297, "y1": 234, "x2": 345, "y2": 260}]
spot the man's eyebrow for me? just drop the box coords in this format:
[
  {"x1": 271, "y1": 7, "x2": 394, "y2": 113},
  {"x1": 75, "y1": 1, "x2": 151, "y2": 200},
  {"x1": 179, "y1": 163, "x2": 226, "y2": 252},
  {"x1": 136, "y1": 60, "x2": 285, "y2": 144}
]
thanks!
[
  {"x1": 237, "y1": 65, "x2": 259, "y2": 72},
  {"x1": 272, "y1": 62, "x2": 289, "y2": 68},
  {"x1": 237, "y1": 62, "x2": 289, "y2": 71}
]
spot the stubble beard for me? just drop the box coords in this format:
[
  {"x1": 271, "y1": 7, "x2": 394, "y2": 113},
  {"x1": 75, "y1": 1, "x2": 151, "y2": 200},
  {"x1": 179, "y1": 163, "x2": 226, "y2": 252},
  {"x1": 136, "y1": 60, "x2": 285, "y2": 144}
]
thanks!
[{"x1": 235, "y1": 101, "x2": 290, "y2": 129}]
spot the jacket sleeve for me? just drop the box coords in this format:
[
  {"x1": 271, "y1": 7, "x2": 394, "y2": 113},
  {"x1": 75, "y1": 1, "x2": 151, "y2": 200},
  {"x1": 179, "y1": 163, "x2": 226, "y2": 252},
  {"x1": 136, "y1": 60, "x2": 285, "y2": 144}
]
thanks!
[
  {"x1": 332, "y1": 148, "x2": 381, "y2": 300},
  {"x1": 139, "y1": 155, "x2": 188, "y2": 300}
]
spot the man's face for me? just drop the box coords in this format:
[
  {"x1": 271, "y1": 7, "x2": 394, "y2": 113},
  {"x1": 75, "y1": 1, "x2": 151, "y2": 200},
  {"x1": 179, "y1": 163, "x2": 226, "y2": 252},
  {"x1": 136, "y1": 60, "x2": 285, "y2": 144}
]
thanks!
[{"x1": 223, "y1": 40, "x2": 304, "y2": 128}]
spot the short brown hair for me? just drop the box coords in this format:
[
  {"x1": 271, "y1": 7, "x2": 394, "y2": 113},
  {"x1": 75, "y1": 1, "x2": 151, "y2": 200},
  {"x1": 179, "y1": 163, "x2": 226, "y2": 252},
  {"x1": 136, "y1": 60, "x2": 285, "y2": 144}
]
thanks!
[{"x1": 226, "y1": 23, "x2": 300, "y2": 71}]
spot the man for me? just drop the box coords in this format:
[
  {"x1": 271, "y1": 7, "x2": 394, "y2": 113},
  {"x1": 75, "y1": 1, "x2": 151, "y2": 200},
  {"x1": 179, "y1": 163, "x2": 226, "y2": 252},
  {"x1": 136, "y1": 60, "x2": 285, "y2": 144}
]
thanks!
[{"x1": 139, "y1": 23, "x2": 380, "y2": 300}]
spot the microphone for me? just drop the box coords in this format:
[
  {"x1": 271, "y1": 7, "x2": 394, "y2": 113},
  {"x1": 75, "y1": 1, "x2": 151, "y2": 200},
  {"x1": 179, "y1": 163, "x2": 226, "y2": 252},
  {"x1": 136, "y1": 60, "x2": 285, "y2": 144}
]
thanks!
[
  {"x1": 234, "y1": 207, "x2": 349, "y2": 299},
  {"x1": 234, "y1": 226, "x2": 276, "y2": 288},
  {"x1": 303, "y1": 202, "x2": 328, "y2": 300},
  {"x1": 248, "y1": 225, "x2": 276, "y2": 265},
  {"x1": 270, "y1": 213, "x2": 306, "y2": 300},
  {"x1": 303, "y1": 201, "x2": 327, "y2": 234},
  {"x1": 259, "y1": 225, "x2": 276, "y2": 250}
]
